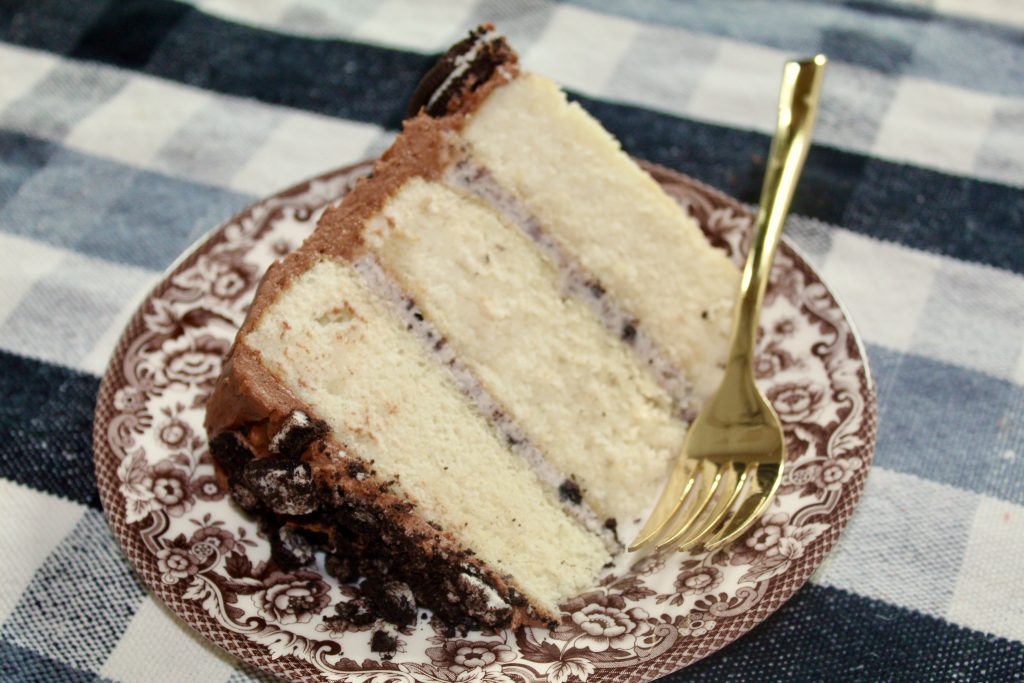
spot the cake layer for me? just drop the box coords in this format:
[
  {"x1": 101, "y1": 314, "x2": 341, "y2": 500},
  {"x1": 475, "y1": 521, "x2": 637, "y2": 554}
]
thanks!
[
  {"x1": 243, "y1": 257, "x2": 610, "y2": 616},
  {"x1": 364, "y1": 177, "x2": 687, "y2": 522},
  {"x1": 462, "y1": 73, "x2": 739, "y2": 400}
]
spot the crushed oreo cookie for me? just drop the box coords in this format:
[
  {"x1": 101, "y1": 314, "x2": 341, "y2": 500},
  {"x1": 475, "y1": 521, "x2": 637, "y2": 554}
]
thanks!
[
  {"x1": 270, "y1": 524, "x2": 318, "y2": 569},
  {"x1": 366, "y1": 580, "x2": 416, "y2": 628},
  {"x1": 325, "y1": 554, "x2": 360, "y2": 583},
  {"x1": 227, "y1": 477, "x2": 264, "y2": 514},
  {"x1": 333, "y1": 598, "x2": 377, "y2": 629},
  {"x1": 269, "y1": 410, "x2": 328, "y2": 458},
  {"x1": 558, "y1": 479, "x2": 583, "y2": 505},
  {"x1": 242, "y1": 458, "x2": 321, "y2": 515},
  {"x1": 208, "y1": 431, "x2": 255, "y2": 475},
  {"x1": 370, "y1": 623, "x2": 399, "y2": 659}
]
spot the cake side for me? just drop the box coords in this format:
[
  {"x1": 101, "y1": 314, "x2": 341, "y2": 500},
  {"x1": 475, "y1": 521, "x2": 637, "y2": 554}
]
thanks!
[
  {"x1": 204, "y1": 98, "x2": 611, "y2": 631},
  {"x1": 205, "y1": 257, "x2": 608, "y2": 630},
  {"x1": 205, "y1": 24, "x2": 741, "y2": 636},
  {"x1": 362, "y1": 176, "x2": 688, "y2": 522},
  {"x1": 461, "y1": 73, "x2": 740, "y2": 401}
]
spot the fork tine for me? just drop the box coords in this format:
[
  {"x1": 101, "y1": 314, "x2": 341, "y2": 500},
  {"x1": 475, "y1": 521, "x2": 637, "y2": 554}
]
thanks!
[
  {"x1": 628, "y1": 457, "x2": 700, "y2": 552},
  {"x1": 703, "y1": 464, "x2": 782, "y2": 551},
  {"x1": 676, "y1": 463, "x2": 749, "y2": 551},
  {"x1": 654, "y1": 460, "x2": 723, "y2": 551}
]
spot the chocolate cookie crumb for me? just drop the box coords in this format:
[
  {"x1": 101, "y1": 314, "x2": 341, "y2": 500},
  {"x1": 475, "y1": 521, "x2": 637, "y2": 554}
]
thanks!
[
  {"x1": 242, "y1": 458, "x2": 320, "y2": 515},
  {"x1": 269, "y1": 410, "x2": 328, "y2": 458},
  {"x1": 270, "y1": 524, "x2": 317, "y2": 569},
  {"x1": 370, "y1": 627, "x2": 398, "y2": 658},
  {"x1": 227, "y1": 476, "x2": 263, "y2": 513},
  {"x1": 559, "y1": 479, "x2": 583, "y2": 505},
  {"x1": 209, "y1": 431, "x2": 255, "y2": 475},
  {"x1": 325, "y1": 555, "x2": 359, "y2": 583},
  {"x1": 363, "y1": 579, "x2": 417, "y2": 627}
]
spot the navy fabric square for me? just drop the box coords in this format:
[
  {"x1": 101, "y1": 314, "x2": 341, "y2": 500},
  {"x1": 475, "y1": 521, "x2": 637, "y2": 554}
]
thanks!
[
  {"x1": 69, "y1": 0, "x2": 193, "y2": 70},
  {"x1": 0, "y1": 0, "x2": 110, "y2": 57},
  {"x1": 0, "y1": 639, "x2": 100, "y2": 683},
  {"x1": 0, "y1": 350, "x2": 100, "y2": 508},
  {"x1": 844, "y1": 158, "x2": 1024, "y2": 274}
]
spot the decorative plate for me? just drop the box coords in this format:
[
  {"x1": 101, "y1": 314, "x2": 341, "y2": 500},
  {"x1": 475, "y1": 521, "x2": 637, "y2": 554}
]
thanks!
[{"x1": 93, "y1": 161, "x2": 877, "y2": 682}]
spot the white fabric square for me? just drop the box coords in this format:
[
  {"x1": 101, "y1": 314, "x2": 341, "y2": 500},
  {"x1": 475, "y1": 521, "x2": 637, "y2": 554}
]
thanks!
[
  {"x1": 525, "y1": 4, "x2": 641, "y2": 97},
  {"x1": 64, "y1": 77, "x2": 211, "y2": 169},
  {"x1": 1015, "y1": 346, "x2": 1024, "y2": 386},
  {"x1": 948, "y1": 495, "x2": 1024, "y2": 642},
  {"x1": 0, "y1": 249, "x2": 156, "y2": 371},
  {"x1": 190, "y1": 0, "x2": 294, "y2": 27},
  {"x1": 100, "y1": 596, "x2": 238, "y2": 683},
  {"x1": 873, "y1": 77, "x2": 1000, "y2": 178},
  {"x1": 150, "y1": 96, "x2": 283, "y2": 188},
  {"x1": 686, "y1": 38, "x2": 787, "y2": 134},
  {"x1": 229, "y1": 111, "x2": 380, "y2": 196},
  {"x1": 0, "y1": 233, "x2": 65, "y2": 327},
  {"x1": 0, "y1": 480, "x2": 85, "y2": 622},
  {"x1": 80, "y1": 269, "x2": 160, "y2": 376},
  {"x1": 975, "y1": 101, "x2": 1024, "y2": 188},
  {"x1": 0, "y1": 43, "x2": 59, "y2": 114},
  {"x1": 605, "y1": 24, "x2": 720, "y2": 115},
  {"x1": 350, "y1": 0, "x2": 477, "y2": 52},
  {"x1": 934, "y1": 0, "x2": 1024, "y2": 29},
  {"x1": 813, "y1": 467, "x2": 978, "y2": 618},
  {"x1": 820, "y1": 229, "x2": 940, "y2": 352}
]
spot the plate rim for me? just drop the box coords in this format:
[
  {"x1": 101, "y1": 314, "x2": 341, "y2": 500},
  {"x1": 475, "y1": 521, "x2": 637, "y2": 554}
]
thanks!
[{"x1": 92, "y1": 159, "x2": 878, "y2": 682}]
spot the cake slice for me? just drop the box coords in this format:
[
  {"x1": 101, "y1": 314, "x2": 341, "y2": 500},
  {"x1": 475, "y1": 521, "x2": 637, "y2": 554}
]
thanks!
[{"x1": 205, "y1": 26, "x2": 738, "y2": 632}]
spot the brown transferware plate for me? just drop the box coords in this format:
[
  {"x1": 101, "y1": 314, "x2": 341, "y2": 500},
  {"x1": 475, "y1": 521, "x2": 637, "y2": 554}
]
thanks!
[{"x1": 93, "y1": 161, "x2": 876, "y2": 682}]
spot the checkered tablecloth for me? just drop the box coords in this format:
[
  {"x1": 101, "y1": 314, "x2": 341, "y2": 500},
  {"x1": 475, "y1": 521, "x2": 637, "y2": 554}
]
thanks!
[{"x1": 1, "y1": 1, "x2": 1023, "y2": 681}]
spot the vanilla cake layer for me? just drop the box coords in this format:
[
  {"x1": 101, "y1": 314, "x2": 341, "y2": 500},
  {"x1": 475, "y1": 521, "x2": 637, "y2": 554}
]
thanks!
[
  {"x1": 462, "y1": 74, "x2": 739, "y2": 400},
  {"x1": 365, "y1": 177, "x2": 687, "y2": 522},
  {"x1": 244, "y1": 258, "x2": 610, "y2": 616}
]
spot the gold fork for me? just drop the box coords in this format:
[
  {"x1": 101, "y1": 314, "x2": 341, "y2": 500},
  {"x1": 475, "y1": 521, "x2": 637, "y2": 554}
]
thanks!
[{"x1": 629, "y1": 55, "x2": 827, "y2": 554}]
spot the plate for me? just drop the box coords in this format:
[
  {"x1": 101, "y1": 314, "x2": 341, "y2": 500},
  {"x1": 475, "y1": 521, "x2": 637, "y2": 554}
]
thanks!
[{"x1": 93, "y1": 161, "x2": 877, "y2": 682}]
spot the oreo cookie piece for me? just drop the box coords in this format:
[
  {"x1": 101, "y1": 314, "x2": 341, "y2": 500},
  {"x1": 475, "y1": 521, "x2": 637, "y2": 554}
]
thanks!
[
  {"x1": 270, "y1": 524, "x2": 318, "y2": 569},
  {"x1": 242, "y1": 458, "x2": 321, "y2": 515},
  {"x1": 208, "y1": 431, "x2": 255, "y2": 476},
  {"x1": 227, "y1": 476, "x2": 264, "y2": 514},
  {"x1": 407, "y1": 24, "x2": 516, "y2": 118},
  {"x1": 370, "y1": 622, "x2": 400, "y2": 659},
  {"x1": 269, "y1": 410, "x2": 328, "y2": 458},
  {"x1": 325, "y1": 554, "x2": 359, "y2": 583},
  {"x1": 363, "y1": 579, "x2": 417, "y2": 628},
  {"x1": 334, "y1": 598, "x2": 377, "y2": 628}
]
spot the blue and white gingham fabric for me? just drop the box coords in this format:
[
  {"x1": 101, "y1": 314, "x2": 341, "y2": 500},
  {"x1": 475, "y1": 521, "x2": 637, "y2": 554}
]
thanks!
[{"x1": 1, "y1": 1, "x2": 1022, "y2": 680}]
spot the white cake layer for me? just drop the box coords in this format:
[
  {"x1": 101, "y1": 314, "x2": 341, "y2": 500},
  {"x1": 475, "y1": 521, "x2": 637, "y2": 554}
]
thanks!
[
  {"x1": 365, "y1": 178, "x2": 686, "y2": 522},
  {"x1": 462, "y1": 73, "x2": 740, "y2": 400},
  {"x1": 245, "y1": 258, "x2": 609, "y2": 615}
]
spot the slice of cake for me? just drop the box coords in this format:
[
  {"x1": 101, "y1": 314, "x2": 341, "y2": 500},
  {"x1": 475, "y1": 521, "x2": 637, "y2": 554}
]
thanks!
[{"x1": 205, "y1": 25, "x2": 739, "y2": 633}]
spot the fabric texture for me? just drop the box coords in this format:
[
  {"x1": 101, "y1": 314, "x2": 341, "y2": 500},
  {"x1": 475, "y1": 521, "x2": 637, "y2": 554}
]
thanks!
[{"x1": 1, "y1": 0, "x2": 1022, "y2": 680}]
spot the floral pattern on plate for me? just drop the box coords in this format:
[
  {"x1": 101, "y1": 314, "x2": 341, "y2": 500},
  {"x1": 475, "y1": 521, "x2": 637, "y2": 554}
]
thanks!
[{"x1": 93, "y1": 161, "x2": 876, "y2": 682}]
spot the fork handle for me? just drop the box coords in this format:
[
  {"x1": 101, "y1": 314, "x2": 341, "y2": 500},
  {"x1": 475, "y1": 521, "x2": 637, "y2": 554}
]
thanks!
[{"x1": 726, "y1": 56, "x2": 827, "y2": 383}]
